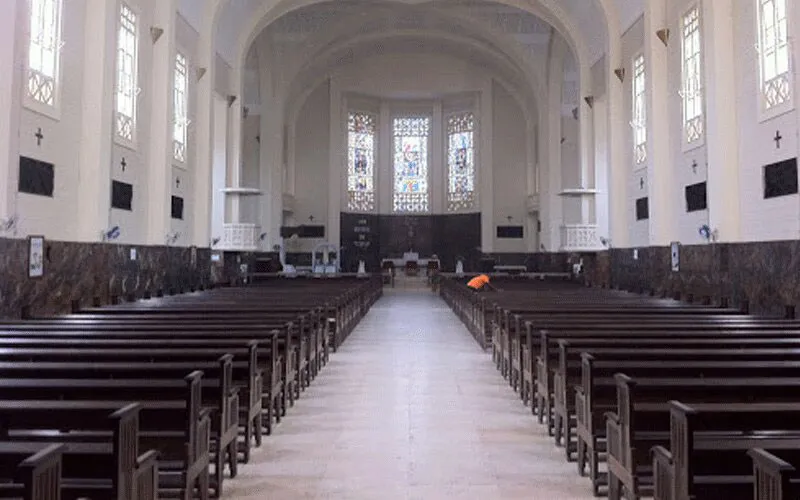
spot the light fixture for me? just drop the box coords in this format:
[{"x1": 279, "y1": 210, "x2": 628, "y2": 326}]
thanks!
[
  {"x1": 150, "y1": 26, "x2": 164, "y2": 44},
  {"x1": 656, "y1": 28, "x2": 670, "y2": 46}
]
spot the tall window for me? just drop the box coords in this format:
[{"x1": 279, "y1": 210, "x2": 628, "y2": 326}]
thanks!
[
  {"x1": 681, "y1": 7, "x2": 704, "y2": 144},
  {"x1": 347, "y1": 112, "x2": 376, "y2": 212},
  {"x1": 758, "y1": 0, "x2": 792, "y2": 111},
  {"x1": 27, "y1": 0, "x2": 62, "y2": 107},
  {"x1": 115, "y1": 3, "x2": 138, "y2": 142},
  {"x1": 393, "y1": 117, "x2": 430, "y2": 213},
  {"x1": 173, "y1": 52, "x2": 189, "y2": 163},
  {"x1": 632, "y1": 54, "x2": 647, "y2": 165},
  {"x1": 447, "y1": 112, "x2": 476, "y2": 211}
]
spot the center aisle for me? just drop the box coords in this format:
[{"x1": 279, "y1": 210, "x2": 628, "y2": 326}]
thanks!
[{"x1": 224, "y1": 289, "x2": 595, "y2": 500}]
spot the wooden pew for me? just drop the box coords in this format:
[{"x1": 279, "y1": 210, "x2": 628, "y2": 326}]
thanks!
[
  {"x1": 0, "y1": 403, "x2": 159, "y2": 500},
  {"x1": 0, "y1": 372, "x2": 210, "y2": 500},
  {"x1": 749, "y1": 449, "x2": 800, "y2": 500},
  {"x1": 651, "y1": 402, "x2": 800, "y2": 500},
  {"x1": 605, "y1": 375, "x2": 800, "y2": 500},
  {"x1": 0, "y1": 443, "x2": 64, "y2": 500}
]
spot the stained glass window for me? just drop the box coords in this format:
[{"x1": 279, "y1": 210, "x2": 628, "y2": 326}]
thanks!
[
  {"x1": 27, "y1": 0, "x2": 62, "y2": 107},
  {"x1": 115, "y1": 3, "x2": 138, "y2": 142},
  {"x1": 632, "y1": 54, "x2": 647, "y2": 165},
  {"x1": 681, "y1": 7, "x2": 703, "y2": 144},
  {"x1": 173, "y1": 52, "x2": 189, "y2": 163},
  {"x1": 347, "y1": 112, "x2": 376, "y2": 212},
  {"x1": 758, "y1": 0, "x2": 792, "y2": 111},
  {"x1": 393, "y1": 117, "x2": 430, "y2": 213},
  {"x1": 447, "y1": 112, "x2": 476, "y2": 211}
]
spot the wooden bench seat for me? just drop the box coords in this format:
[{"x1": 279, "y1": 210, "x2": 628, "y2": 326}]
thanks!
[
  {"x1": 0, "y1": 372, "x2": 210, "y2": 500},
  {"x1": 0, "y1": 443, "x2": 64, "y2": 500},
  {"x1": 0, "y1": 403, "x2": 158, "y2": 500},
  {"x1": 606, "y1": 375, "x2": 800, "y2": 500},
  {"x1": 749, "y1": 448, "x2": 800, "y2": 500},
  {"x1": 651, "y1": 402, "x2": 800, "y2": 500}
]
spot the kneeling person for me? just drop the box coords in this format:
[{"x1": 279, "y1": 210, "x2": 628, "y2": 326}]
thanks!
[{"x1": 467, "y1": 274, "x2": 497, "y2": 292}]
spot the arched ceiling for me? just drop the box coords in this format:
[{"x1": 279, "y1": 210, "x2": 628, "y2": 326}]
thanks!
[
  {"x1": 177, "y1": 0, "x2": 645, "y2": 68},
  {"x1": 244, "y1": 1, "x2": 555, "y2": 117}
]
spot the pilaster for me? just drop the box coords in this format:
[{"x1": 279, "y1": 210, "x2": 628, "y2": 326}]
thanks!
[
  {"x1": 145, "y1": 0, "x2": 177, "y2": 245},
  {"x1": 76, "y1": 0, "x2": 117, "y2": 242},
  {"x1": 703, "y1": 0, "x2": 741, "y2": 241},
  {"x1": 644, "y1": 0, "x2": 674, "y2": 245}
]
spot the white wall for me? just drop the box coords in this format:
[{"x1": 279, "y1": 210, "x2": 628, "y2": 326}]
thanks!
[
  {"x1": 734, "y1": 0, "x2": 800, "y2": 241},
  {"x1": 16, "y1": 0, "x2": 87, "y2": 240},
  {"x1": 493, "y1": 82, "x2": 530, "y2": 252},
  {"x1": 6, "y1": 1, "x2": 230, "y2": 247},
  {"x1": 621, "y1": 16, "x2": 650, "y2": 247}
]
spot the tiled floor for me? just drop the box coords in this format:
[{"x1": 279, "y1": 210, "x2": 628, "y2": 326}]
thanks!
[{"x1": 223, "y1": 289, "x2": 595, "y2": 500}]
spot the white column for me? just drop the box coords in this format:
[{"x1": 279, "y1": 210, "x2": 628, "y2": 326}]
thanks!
[
  {"x1": 526, "y1": 118, "x2": 539, "y2": 252},
  {"x1": 431, "y1": 102, "x2": 444, "y2": 214},
  {"x1": 578, "y1": 75, "x2": 595, "y2": 224},
  {"x1": 327, "y1": 78, "x2": 343, "y2": 248},
  {"x1": 479, "y1": 77, "x2": 494, "y2": 253},
  {"x1": 594, "y1": 96, "x2": 610, "y2": 240},
  {"x1": 0, "y1": 0, "x2": 23, "y2": 224},
  {"x1": 607, "y1": 42, "x2": 629, "y2": 248},
  {"x1": 145, "y1": 0, "x2": 177, "y2": 246},
  {"x1": 76, "y1": 0, "x2": 117, "y2": 242},
  {"x1": 644, "y1": 0, "x2": 674, "y2": 245},
  {"x1": 257, "y1": 49, "x2": 284, "y2": 250},
  {"x1": 542, "y1": 39, "x2": 565, "y2": 251},
  {"x1": 227, "y1": 69, "x2": 243, "y2": 223},
  {"x1": 703, "y1": 0, "x2": 741, "y2": 242},
  {"x1": 192, "y1": 9, "x2": 215, "y2": 248}
]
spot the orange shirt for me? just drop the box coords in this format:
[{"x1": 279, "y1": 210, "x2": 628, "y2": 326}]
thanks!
[{"x1": 467, "y1": 274, "x2": 490, "y2": 289}]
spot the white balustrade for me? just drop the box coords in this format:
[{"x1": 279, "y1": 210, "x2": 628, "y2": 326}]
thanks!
[
  {"x1": 560, "y1": 224, "x2": 603, "y2": 252},
  {"x1": 219, "y1": 223, "x2": 261, "y2": 251}
]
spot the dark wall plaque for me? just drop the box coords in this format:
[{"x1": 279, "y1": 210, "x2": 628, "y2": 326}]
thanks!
[
  {"x1": 496, "y1": 226, "x2": 524, "y2": 239},
  {"x1": 635, "y1": 197, "x2": 649, "y2": 221},
  {"x1": 111, "y1": 181, "x2": 133, "y2": 211},
  {"x1": 764, "y1": 158, "x2": 798, "y2": 199},
  {"x1": 685, "y1": 182, "x2": 708, "y2": 212},
  {"x1": 18, "y1": 156, "x2": 54, "y2": 197},
  {"x1": 171, "y1": 196, "x2": 184, "y2": 220}
]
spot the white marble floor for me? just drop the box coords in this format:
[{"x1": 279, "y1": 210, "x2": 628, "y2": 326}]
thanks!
[{"x1": 223, "y1": 289, "x2": 595, "y2": 500}]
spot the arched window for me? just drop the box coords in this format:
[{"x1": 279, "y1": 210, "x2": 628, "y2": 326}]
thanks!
[
  {"x1": 393, "y1": 117, "x2": 430, "y2": 213},
  {"x1": 757, "y1": 0, "x2": 792, "y2": 112},
  {"x1": 447, "y1": 112, "x2": 476, "y2": 211},
  {"x1": 681, "y1": 6, "x2": 704, "y2": 145},
  {"x1": 347, "y1": 112, "x2": 376, "y2": 212},
  {"x1": 27, "y1": 0, "x2": 63, "y2": 108},
  {"x1": 173, "y1": 52, "x2": 189, "y2": 163}
]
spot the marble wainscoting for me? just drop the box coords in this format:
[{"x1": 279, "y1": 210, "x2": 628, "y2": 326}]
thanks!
[
  {"x1": 581, "y1": 240, "x2": 800, "y2": 317},
  {"x1": 0, "y1": 237, "x2": 213, "y2": 319}
]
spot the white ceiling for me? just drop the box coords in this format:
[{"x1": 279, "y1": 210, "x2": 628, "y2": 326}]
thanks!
[{"x1": 177, "y1": 0, "x2": 646, "y2": 68}]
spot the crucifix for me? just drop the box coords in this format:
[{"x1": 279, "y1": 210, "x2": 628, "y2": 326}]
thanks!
[
  {"x1": 639, "y1": 177, "x2": 645, "y2": 189},
  {"x1": 34, "y1": 128, "x2": 43, "y2": 146},
  {"x1": 775, "y1": 130, "x2": 783, "y2": 149},
  {"x1": 691, "y1": 160, "x2": 698, "y2": 174},
  {"x1": 404, "y1": 218, "x2": 418, "y2": 251},
  {"x1": 175, "y1": 177, "x2": 181, "y2": 188},
  {"x1": 120, "y1": 157, "x2": 127, "y2": 172},
  {"x1": 308, "y1": 215, "x2": 315, "y2": 223}
]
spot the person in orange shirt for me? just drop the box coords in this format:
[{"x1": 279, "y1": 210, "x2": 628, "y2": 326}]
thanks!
[{"x1": 466, "y1": 274, "x2": 497, "y2": 292}]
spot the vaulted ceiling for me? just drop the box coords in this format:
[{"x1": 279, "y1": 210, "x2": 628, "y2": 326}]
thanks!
[{"x1": 177, "y1": 0, "x2": 645, "y2": 68}]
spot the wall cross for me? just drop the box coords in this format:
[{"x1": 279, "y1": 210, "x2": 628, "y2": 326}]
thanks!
[
  {"x1": 775, "y1": 130, "x2": 783, "y2": 149},
  {"x1": 120, "y1": 157, "x2": 127, "y2": 172},
  {"x1": 34, "y1": 128, "x2": 43, "y2": 146}
]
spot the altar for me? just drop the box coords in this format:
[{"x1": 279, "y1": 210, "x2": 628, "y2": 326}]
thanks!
[{"x1": 381, "y1": 252, "x2": 440, "y2": 276}]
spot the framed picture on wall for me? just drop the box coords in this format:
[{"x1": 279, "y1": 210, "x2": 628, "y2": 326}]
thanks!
[{"x1": 28, "y1": 235, "x2": 45, "y2": 278}]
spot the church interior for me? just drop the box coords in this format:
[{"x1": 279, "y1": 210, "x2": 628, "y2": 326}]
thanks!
[{"x1": 3, "y1": 0, "x2": 800, "y2": 499}]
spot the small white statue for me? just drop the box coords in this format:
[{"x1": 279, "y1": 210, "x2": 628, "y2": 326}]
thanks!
[{"x1": 455, "y1": 260, "x2": 465, "y2": 277}]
